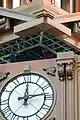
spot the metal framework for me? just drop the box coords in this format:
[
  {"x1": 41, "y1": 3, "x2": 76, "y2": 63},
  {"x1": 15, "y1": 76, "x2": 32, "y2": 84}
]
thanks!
[{"x1": 0, "y1": 32, "x2": 80, "y2": 63}]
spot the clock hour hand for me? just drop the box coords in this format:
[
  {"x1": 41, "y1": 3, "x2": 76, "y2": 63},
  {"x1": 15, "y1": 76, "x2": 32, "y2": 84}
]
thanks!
[
  {"x1": 18, "y1": 96, "x2": 24, "y2": 101},
  {"x1": 18, "y1": 83, "x2": 29, "y2": 105},
  {"x1": 18, "y1": 95, "x2": 28, "y2": 106},
  {"x1": 24, "y1": 82, "x2": 29, "y2": 96}
]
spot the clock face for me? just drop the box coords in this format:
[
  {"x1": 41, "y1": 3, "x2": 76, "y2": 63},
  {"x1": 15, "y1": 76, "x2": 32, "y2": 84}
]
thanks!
[{"x1": 0, "y1": 73, "x2": 55, "y2": 120}]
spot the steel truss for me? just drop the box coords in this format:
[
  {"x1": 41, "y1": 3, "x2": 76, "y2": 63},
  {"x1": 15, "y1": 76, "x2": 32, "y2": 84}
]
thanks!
[{"x1": 0, "y1": 32, "x2": 80, "y2": 63}]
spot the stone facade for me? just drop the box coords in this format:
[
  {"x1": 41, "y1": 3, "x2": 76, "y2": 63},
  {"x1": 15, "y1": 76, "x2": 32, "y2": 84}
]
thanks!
[{"x1": 0, "y1": 51, "x2": 80, "y2": 120}]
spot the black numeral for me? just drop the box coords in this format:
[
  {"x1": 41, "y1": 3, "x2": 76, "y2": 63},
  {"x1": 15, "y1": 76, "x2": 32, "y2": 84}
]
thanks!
[
  {"x1": 9, "y1": 113, "x2": 16, "y2": 120},
  {"x1": 36, "y1": 76, "x2": 40, "y2": 83},
  {"x1": 13, "y1": 79, "x2": 20, "y2": 86},
  {"x1": 23, "y1": 76, "x2": 27, "y2": 82},
  {"x1": 0, "y1": 99, "x2": 8, "y2": 105},
  {"x1": 2, "y1": 106, "x2": 11, "y2": 116},
  {"x1": 44, "y1": 93, "x2": 53, "y2": 100},
  {"x1": 5, "y1": 89, "x2": 12, "y2": 93},
  {"x1": 27, "y1": 75, "x2": 31, "y2": 82},
  {"x1": 16, "y1": 116, "x2": 19, "y2": 120},
  {"x1": 43, "y1": 84, "x2": 50, "y2": 90},
  {"x1": 23, "y1": 117, "x2": 28, "y2": 120},
  {"x1": 43, "y1": 104, "x2": 50, "y2": 111},
  {"x1": 36, "y1": 114, "x2": 41, "y2": 120}
]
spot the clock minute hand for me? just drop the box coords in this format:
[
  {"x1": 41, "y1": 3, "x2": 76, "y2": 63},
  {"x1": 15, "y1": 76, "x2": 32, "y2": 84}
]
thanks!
[
  {"x1": 18, "y1": 93, "x2": 49, "y2": 101},
  {"x1": 23, "y1": 83, "x2": 29, "y2": 105},
  {"x1": 29, "y1": 93, "x2": 49, "y2": 99},
  {"x1": 18, "y1": 93, "x2": 44, "y2": 101}
]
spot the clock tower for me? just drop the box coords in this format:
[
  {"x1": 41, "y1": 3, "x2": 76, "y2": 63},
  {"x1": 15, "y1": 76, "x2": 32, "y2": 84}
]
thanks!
[{"x1": 0, "y1": 0, "x2": 80, "y2": 120}]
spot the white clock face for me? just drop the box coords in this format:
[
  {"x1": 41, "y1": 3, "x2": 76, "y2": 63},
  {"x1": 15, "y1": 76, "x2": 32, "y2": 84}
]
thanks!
[{"x1": 0, "y1": 73, "x2": 55, "y2": 120}]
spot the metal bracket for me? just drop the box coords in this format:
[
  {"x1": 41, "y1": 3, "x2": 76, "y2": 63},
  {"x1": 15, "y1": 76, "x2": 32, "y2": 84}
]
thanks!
[
  {"x1": 0, "y1": 72, "x2": 10, "y2": 82},
  {"x1": 43, "y1": 67, "x2": 56, "y2": 76}
]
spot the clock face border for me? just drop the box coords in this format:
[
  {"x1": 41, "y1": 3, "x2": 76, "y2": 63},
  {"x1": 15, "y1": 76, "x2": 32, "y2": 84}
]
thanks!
[{"x1": 0, "y1": 72, "x2": 57, "y2": 120}]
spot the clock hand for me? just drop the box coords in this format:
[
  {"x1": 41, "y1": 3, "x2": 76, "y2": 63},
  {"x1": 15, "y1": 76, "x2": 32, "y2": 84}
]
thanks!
[
  {"x1": 24, "y1": 82, "x2": 29, "y2": 96},
  {"x1": 29, "y1": 93, "x2": 44, "y2": 98},
  {"x1": 18, "y1": 83, "x2": 29, "y2": 101},
  {"x1": 18, "y1": 93, "x2": 49, "y2": 101},
  {"x1": 31, "y1": 81, "x2": 45, "y2": 95},
  {"x1": 23, "y1": 82, "x2": 29, "y2": 105},
  {"x1": 18, "y1": 96, "x2": 24, "y2": 101},
  {"x1": 17, "y1": 83, "x2": 29, "y2": 105}
]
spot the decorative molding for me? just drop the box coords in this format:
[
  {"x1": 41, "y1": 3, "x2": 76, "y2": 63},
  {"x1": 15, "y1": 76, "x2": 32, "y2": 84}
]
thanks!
[
  {"x1": 57, "y1": 62, "x2": 74, "y2": 81},
  {"x1": 56, "y1": 52, "x2": 75, "y2": 81},
  {"x1": 66, "y1": 63, "x2": 74, "y2": 80},
  {"x1": 0, "y1": 72, "x2": 10, "y2": 82},
  {"x1": 57, "y1": 63, "x2": 65, "y2": 81},
  {"x1": 43, "y1": 67, "x2": 56, "y2": 76},
  {"x1": 24, "y1": 64, "x2": 31, "y2": 73}
]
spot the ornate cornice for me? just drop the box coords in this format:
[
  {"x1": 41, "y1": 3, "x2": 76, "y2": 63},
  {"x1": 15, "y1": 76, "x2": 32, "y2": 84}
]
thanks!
[
  {"x1": 43, "y1": 67, "x2": 56, "y2": 76},
  {"x1": 57, "y1": 63, "x2": 65, "y2": 81},
  {"x1": 56, "y1": 51, "x2": 76, "y2": 81}
]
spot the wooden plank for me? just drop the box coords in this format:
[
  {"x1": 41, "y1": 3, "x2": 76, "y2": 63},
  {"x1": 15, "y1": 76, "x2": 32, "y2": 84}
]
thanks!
[
  {"x1": 14, "y1": 17, "x2": 45, "y2": 36},
  {"x1": 0, "y1": 7, "x2": 35, "y2": 21},
  {"x1": 47, "y1": 17, "x2": 71, "y2": 36},
  {"x1": 54, "y1": 13, "x2": 80, "y2": 23}
]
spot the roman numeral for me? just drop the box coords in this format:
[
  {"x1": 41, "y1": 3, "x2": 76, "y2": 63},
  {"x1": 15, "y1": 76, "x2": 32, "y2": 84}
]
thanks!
[
  {"x1": 5, "y1": 90, "x2": 12, "y2": 93},
  {"x1": 36, "y1": 76, "x2": 40, "y2": 83},
  {"x1": 12, "y1": 79, "x2": 20, "y2": 86},
  {"x1": 23, "y1": 117, "x2": 28, "y2": 120},
  {"x1": 16, "y1": 116, "x2": 19, "y2": 120},
  {"x1": 36, "y1": 114, "x2": 41, "y2": 120},
  {"x1": 0, "y1": 99, "x2": 8, "y2": 105},
  {"x1": 2, "y1": 106, "x2": 11, "y2": 116},
  {"x1": 27, "y1": 75, "x2": 31, "y2": 82},
  {"x1": 44, "y1": 93, "x2": 53, "y2": 100},
  {"x1": 8, "y1": 113, "x2": 16, "y2": 120},
  {"x1": 23, "y1": 76, "x2": 27, "y2": 82},
  {"x1": 43, "y1": 84, "x2": 50, "y2": 90},
  {"x1": 42, "y1": 104, "x2": 50, "y2": 111}
]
